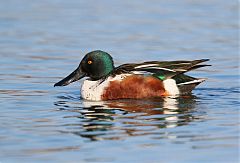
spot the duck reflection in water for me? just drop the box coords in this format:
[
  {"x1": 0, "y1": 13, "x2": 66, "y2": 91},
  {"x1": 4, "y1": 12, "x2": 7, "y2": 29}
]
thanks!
[{"x1": 54, "y1": 96, "x2": 202, "y2": 141}]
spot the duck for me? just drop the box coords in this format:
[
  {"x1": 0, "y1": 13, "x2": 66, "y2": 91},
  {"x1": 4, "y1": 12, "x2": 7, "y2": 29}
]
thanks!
[{"x1": 54, "y1": 50, "x2": 210, "y2": 101}]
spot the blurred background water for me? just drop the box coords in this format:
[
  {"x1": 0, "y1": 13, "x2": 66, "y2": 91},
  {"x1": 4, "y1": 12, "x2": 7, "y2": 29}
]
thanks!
[{"x1": 0, "y1": 0, "x2": 239, "y2": 162}]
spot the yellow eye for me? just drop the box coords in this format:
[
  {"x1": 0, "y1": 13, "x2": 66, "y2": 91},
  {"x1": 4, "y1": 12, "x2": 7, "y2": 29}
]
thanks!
[{"x1": 88, "y1": 60, "x2": 93, "y2": 64}]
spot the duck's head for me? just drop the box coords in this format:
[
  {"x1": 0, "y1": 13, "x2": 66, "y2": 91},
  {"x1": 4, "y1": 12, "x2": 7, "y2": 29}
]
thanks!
[{"x1": 54, "y1": 50, "x2": 114, "y2": 87}]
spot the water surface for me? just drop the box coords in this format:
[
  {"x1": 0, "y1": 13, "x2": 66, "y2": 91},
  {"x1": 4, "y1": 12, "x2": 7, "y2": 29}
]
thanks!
[{"x1": 0, "y1": 0, "x2": 239, "y2": 162}]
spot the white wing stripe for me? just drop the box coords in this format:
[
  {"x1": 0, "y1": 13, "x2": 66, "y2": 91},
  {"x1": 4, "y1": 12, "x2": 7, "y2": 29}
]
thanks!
[
  {"x1": 135, "y1": 64, "x2": 159, "y2": 69},
  {"x1": 177, "y1": 79, "x2": 206, "y2": 85},
  {"x1": 138, "y1": 67, "x2": 176, "y2": 72}
]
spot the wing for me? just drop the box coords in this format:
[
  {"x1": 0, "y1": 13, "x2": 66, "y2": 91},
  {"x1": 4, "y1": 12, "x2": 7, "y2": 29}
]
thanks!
[{"x1": 114, "y1": 59, "x2": 211, "y2": 79}]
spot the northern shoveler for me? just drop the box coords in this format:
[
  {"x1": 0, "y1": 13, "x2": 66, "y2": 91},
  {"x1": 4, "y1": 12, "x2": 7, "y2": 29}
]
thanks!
[{"x1": 54, "y1": 50, "x2": 210, "y2": 101}]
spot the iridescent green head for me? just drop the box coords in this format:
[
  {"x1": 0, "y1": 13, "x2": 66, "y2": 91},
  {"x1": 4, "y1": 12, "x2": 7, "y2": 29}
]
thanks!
[
  {"x1": 81, "y1": 50, "x2": 114, "y2": 80},
  {"x1": 54, "y1": 50, "x2": 114, "y2": 87}
]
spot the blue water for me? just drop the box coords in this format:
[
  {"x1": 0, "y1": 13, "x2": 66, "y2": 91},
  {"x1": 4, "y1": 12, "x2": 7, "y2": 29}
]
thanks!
[{"x1": 0, "y1": 0, "x2": 239, "y2": 162}]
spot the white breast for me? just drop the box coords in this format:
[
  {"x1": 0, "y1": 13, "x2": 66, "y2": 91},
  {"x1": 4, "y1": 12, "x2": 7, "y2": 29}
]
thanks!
[{"x1": 81, "y1": 74, "x2": 130, "y2": 101}]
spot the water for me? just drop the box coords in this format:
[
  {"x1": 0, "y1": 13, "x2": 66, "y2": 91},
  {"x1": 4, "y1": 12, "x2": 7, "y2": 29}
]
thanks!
[{"x1": 0, "y1": 0, "x2": 239, "y2": 162}]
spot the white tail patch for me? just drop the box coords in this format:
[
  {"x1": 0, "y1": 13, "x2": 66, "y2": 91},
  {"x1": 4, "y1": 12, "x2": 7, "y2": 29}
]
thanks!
[{"x1": 163, "y1": 79, "x2": 179, "y2": 95}]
